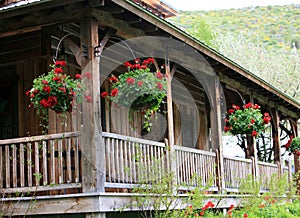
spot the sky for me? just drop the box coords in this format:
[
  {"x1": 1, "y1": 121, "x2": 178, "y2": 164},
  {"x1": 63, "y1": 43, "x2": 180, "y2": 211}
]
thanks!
[{"x1": 163, "y1": 0, "x2": 300, "y2": 11}]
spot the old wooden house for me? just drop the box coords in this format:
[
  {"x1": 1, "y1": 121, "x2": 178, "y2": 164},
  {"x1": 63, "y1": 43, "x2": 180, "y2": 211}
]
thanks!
[{"x1": 0, "y1": 0, "x2": 299, "y2": 217}]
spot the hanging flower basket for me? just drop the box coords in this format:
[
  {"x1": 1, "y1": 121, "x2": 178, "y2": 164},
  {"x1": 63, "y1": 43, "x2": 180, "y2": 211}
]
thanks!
[
  {"x1": 26, "y1": 60, "x2": 86, "y2": 129},
  {"x1": 224, "y1": 102, "x2": 271, "y2": 137},
  {"x1": 285, "y1": 136, "x2": 300, "y2": 156},
  {"x1": 101, "y1": 58, "x2": 167, "y2": 131}
]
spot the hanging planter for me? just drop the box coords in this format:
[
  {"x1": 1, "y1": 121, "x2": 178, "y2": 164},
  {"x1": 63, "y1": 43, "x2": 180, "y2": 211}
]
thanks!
[
  {"x1": 224, "y1": 102, "x2": 271, "y2": 137},
  {"x1": 26, "y1": 60, "x2": 87, "y2": 131},
  {"x1": 101, "y1": 58, "x2": 167, "y2": 131},
  {"x1": 285, "y1": 136, "x2": 300, "y2": 156}
]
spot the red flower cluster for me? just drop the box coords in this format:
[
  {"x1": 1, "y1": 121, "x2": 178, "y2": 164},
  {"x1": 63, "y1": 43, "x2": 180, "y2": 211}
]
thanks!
[
  {"x1": 227, "y1": 204, "x2": 235, "y2": 218},
  {"x1": 224, "y1": 102, "x2": 271, "y2": 137},
  {"x1": 284, "y1": 135, "x2": 294, "y2": 149},
  {"x1": 27, "y1": 60, "x2": 86, "y2": 118},
  {"x1": 124, "y1": 57, "x2": 154, "y2": 69}
]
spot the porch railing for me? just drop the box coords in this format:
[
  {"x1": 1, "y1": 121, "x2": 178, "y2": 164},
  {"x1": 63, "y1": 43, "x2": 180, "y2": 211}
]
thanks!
[
  {"x1": 0, "y1": 132, "x2": 291, "y2": 195},
  {"x1": 102, "y1": 132, "x2": 290, "y2": 193},
  {"x1": 0, "y1": 132, "x2": 81, "y2": 194}
]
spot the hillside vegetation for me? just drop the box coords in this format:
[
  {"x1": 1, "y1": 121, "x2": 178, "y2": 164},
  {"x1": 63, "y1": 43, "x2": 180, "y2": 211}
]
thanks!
[{"x1": 168, "y1": 4, "x2": 300, "y2": 101}]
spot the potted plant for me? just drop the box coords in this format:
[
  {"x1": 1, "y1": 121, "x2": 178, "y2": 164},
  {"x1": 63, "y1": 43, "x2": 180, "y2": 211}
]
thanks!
[
  {"x1": 101, "y1": 58, "x2": 167, "y2": 131},
  {"x1": 285, "y1": 136, "x2": 300, "y2": 156},
  {"x1": 26, "y1": 60, "x2": 86, "y2": 130},
  {"x1": 224, "y1": 102, "x2": 271, "y2": 137}
]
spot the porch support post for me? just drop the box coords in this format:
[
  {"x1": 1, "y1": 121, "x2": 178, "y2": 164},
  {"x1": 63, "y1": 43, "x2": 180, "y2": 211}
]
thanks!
[
  {"x1": 80, "y1": 15, "x2": 105, "y2": 194},
  {"x1": 166, "y1": 54, "x2": 174, "y2": 147},
  {"x1": 165, "y1": 52, "x2": 176, "y2": 189},
  {"x1": 271, "y1": 108, "x2": 282, "y2": 175},
  {"x1": 212, "y1": 77, "x2": 225, "y2": 193}
]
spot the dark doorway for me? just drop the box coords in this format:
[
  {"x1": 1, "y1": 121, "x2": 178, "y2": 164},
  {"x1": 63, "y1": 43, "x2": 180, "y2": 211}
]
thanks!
[{"x1": 0, "y1": 82, "x2": 18, "y2": 139}]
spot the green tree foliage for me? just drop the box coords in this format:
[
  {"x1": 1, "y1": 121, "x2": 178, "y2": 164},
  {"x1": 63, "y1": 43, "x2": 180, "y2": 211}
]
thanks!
[{"x1": 168, "y1": 4, "x2": 300, "y2": 101}]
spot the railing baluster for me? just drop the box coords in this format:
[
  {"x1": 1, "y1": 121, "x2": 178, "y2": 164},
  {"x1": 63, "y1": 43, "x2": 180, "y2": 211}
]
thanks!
[
  {"x1": 20, "y1": 143, "x2": 25, "y2": 187},
  {"x1": 27, "y1": 143, "x2": 32, "y2": 187},
  {"x1": 5, "y1": 145, "x2": 10, "y2": 188},
  {"x1": 50, "y1": 140, "x2": 55, "y2": 184},
  {"x1": 75, "y1": 137, "x2": 80, "y2": 183},
  {"x1": 66, "y1": 138, "x2": 71, "y2": 183},
  {"x1": 34, "y1": 141, "x2": 40, "y2": 186},
  {"x1": 42, "y1": 141, "x2": 48, "y2": 186},
  {"x1": 12, "y1": 144, "x2": 17, "y2": 188},
  {"x1": 58, "y1": 139, "x2": 63, "y2": 184}
]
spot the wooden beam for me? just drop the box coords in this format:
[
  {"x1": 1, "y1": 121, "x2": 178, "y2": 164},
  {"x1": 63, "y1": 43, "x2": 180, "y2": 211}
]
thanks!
[{"x1": 91, "y1": 8, "x2": 145, "y2": 38}]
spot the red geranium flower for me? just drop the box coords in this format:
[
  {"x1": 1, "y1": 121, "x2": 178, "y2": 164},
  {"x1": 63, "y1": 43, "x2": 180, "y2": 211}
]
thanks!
[
  {"x1": 252, "y1": 130, "x2": 257, "y2": 137},
  {"x1": 55, "y1": 60, "x2": 66, "y2": 66},
  {"x1": 111, "y1": 88, "x2": 118, "y2": 97},
  {"x1": 137, "y1": 81, "x2": 143, "y2": 87},
  {"x1": 156, "y1": 82, "x2": 163, "y2": 90},
  {"x1": 100, "y1": 92, "x2": 108, "y2": 98},
  {"x1": 126, "y1": 77, "x2": 135, "y2": 85},
  {"x1": 156, "y1": 71, "x2": 163, "y2": 80},
  {"x1": 75, "y1": 74, "x2": 81, "y2": 79},
  {"x1": 228, "y1": 109, "x2": 235, "y2": 114},
  {"x1": 43, "y1": 86, "x2": 51, "y2": 94},
  {"x1": 54, "y1": 68, "x2": 63, "y2": 74},
  {"x1": 42, "y1": 80, "x2": 48, "y2": 85}
]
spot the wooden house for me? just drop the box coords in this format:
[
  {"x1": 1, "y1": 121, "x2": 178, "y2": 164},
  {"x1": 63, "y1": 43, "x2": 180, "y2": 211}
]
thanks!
[{"x1": 0, "y1": 0, "x2": 299, "y2": 217}]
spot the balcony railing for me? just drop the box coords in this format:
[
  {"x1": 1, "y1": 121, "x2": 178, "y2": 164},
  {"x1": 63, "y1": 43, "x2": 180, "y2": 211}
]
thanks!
[
  {"x1": 102, "y1": 132, "x2": 290, "y2": 193},
  {"x1": 0, "y1": 132, "x2": 291, "y2": 195},
  {"x1": 0, "y1": 132, "x2": 81, "y2": 194}
]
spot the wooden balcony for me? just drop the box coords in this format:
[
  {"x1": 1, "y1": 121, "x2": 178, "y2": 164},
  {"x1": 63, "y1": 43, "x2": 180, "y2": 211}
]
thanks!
[{"x1": 0, "y1": 132, "x2": 291, "y2": 196}]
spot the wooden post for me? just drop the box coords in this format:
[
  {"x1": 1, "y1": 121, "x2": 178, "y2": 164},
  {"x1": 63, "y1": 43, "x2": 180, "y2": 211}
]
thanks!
[
  {"x1": 165, "y1": 52, "x2": 177, "y2": 191},
  {"x1": 80, "y1": 16, "x2": 105, "y2": 193},
  {"x1": 271, "y1": 108, "x2": 281, "y2": 164},
  {"x1": 252, "y1": 137, "x2": 259, "y2": 181},
  {"x1": 214, "y1": 77, "x2": 225, "y2": 193}
]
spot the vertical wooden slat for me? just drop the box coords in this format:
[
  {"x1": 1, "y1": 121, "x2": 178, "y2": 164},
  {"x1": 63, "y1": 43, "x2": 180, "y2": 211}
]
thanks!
[
  {"x1": 34, "y1": 142, "x2": 40, "y2": 186},
  {"x1": 50, "y1": 140, "x2": 55, "y2": 184},
  {"x1": 42, "y1": 141, "x2": 48, "y2": 185},
  {"x1": 132, "y1": 141, "x2": 136, "y2": 183},
  {"x1": 27, "y1": 143, "x2": 32, "y2": 187},
  {"x1": 58, "y1": 140, "x2": 63, "y2": 184},
  {"x1": 5, "y1": 145, "x2": 10, "y2": 188},
  {"x1": 106, "y1": 138, "x2": 111, "y2": 183},
  {"x1": 66, "y1": 138, "x2": 72, "y2": 183},
  {"x1": 124, "y1": 140, "x2": 128, "y2": 183},
  {"x1": 20, "y1": 143, "x2": 25, "y2": 187},
  {"x1": 128, "y1": 141, "x2": 133, "y2": 183},
  {"x1": 111, "y1": 138, "x2": 115, "y2": 183},
  {"x1": 75, "y1": 137, "x2": 80, "y2": 183},
  {"x1": 116, "y1": 139, "x2": 120, "y2": 182},
  {"x1": 12, "y1": 144, "x2": 17, "y2": 188},
  {"x1": 120, "y1": 140, "x2": 124, "y2": 183}
]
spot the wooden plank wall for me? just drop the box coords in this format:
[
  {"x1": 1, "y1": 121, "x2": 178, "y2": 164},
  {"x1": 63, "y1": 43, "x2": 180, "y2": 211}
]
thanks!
[{"x1": 0, "y1": 29, "x2": 81, "y2": 137}]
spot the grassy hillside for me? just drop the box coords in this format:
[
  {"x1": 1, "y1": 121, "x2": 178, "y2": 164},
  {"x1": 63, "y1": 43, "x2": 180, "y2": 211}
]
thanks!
[
  {"x1": 168, "y1": 4, "x2": 299, "y2": 52},
  {"x1": 167, "y1": 4, "x2": 300, "y2": 101}
]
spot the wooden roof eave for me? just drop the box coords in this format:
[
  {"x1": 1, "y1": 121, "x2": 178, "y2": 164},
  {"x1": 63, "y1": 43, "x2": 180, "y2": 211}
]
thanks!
[{"x1": 110, "y1": 0, "x2": 300, "y2": 116}]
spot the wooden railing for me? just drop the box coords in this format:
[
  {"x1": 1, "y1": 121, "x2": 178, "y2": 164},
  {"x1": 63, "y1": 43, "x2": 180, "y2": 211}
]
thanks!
[
  {"x1": 223, "y1": 156, "x2": 253, "y2": 192},
  {"x1": 102, "y1": 132, "x2": 291, "y2": 193},
  {"x1": 0, "y1": 132, "x2": 292, "y2": 195},
  {"x1": 0, "y1": 132, "x2": 81, "y2": 194},
  {"x1": 174, "y1": 146, "x2": 217, "y2": 190},
  {"x1": 103, "y1": 132, "x2": 169, "y2": 188}
]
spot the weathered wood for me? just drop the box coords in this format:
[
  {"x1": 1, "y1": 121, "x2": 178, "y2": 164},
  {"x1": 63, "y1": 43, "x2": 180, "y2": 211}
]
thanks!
[{"x1": 80, "y1": 15, "x2": 104, "y2": 193}]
